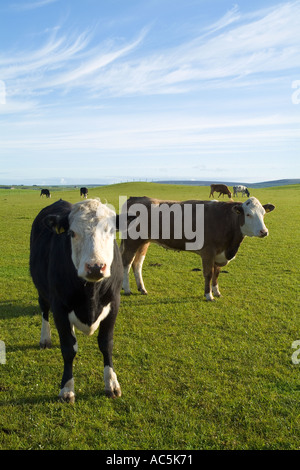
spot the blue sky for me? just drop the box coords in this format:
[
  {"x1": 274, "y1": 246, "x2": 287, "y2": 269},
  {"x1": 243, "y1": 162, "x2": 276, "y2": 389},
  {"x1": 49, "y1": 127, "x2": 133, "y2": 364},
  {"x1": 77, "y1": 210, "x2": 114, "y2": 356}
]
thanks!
[{"x1": 0, "y1": 0, "x2": 299, "y2": 185}]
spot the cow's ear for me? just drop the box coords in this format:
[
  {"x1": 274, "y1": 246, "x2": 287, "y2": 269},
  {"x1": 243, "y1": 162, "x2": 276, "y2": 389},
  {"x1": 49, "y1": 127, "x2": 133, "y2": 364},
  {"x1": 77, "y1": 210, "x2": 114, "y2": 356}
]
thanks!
[
  {"x1": 263, "y1": 204, "x2": 275, "y2": 213},
  {"x1": 44, "y1": 214, "x2": 69, "y2": 234},
  {"x1": 232, "y1": 204, "x2": 244, "y2": 215}
]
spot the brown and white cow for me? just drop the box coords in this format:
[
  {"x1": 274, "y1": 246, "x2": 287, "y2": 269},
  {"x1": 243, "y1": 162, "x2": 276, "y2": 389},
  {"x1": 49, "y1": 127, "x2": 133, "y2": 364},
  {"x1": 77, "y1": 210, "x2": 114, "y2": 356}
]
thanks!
[
  {"x1": 209, "y1": 184, "x2": 232, "y2": 199},
  {"x1": 120, "y1": 196, "x2": 275, "y2": 301}
]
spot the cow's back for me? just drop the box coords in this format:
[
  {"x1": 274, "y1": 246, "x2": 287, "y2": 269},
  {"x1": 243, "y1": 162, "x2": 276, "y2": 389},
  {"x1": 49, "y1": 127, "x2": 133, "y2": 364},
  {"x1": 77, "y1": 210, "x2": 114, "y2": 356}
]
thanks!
[{"x1": 123, "y1": 197, "x2": 241, "y2": 251}]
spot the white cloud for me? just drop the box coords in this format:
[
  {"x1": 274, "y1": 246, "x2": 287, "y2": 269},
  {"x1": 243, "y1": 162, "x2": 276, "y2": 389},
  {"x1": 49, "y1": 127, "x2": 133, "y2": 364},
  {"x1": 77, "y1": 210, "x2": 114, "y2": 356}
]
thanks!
[
  {"x1": 74, "y1": 1, "x2": 300, "y2": 98},
  {"x1": 11, "y1": 0, "x2": 59, "y2": 11},
  {"x1": 202, "y1": 4, "x2": 241, "y2": 36},
  {"x1": 2, "y1": 1, "x2": 300, "y2": 104},
  {"x1": 44, "y1": 28, "x2": 147, "y2": 88}
]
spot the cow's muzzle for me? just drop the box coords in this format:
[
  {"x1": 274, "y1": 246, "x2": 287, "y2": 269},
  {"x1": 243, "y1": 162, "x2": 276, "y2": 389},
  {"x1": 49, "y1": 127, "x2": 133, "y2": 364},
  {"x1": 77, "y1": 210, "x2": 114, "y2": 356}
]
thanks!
[
  {"x1": 259, "y1": 229, "x2": 268, "y2": 238},
  {"x1": 84, "y1": 263, "x2": 107, "y2": 281}
]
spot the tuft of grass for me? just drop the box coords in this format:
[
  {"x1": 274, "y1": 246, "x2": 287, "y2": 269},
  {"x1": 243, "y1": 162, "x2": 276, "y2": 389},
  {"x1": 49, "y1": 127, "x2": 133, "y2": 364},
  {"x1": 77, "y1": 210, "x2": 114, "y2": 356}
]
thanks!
[{"x1": 0, "y1": 183, "x2": 300, "y2": 450}]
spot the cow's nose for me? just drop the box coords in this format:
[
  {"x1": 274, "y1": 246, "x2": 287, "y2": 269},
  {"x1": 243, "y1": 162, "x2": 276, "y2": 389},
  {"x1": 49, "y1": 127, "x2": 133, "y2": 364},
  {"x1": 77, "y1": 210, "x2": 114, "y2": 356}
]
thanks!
[
  {"x1": 85, "y1": 263, "x2": 106, "y2": 280},
  {"x1": 260, "y1": 230, "x2": 268, "y2": 238}
]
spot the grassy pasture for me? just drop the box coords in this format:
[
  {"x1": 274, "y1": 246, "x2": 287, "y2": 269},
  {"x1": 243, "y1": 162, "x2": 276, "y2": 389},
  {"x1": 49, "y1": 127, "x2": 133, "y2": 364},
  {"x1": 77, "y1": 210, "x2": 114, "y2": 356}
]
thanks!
[{"x1": 0, "y1": 182, "x2": 299, "y2": 450}]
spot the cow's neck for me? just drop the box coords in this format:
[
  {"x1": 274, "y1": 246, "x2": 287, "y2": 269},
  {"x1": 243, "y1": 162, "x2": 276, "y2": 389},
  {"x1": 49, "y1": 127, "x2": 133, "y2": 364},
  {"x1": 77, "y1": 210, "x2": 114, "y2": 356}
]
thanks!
[{"x1": 225, "y1": 225, "x2": 244, "y2": 261}]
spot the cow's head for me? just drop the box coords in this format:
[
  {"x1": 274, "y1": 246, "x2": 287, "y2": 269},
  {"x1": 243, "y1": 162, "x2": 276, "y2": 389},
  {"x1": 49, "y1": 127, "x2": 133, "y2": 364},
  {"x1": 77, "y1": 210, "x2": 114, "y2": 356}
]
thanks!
[
  {"x1": 45, "y1": 199, "x2": 117, "y2": 282},
  {"x1": 232, "y1": 197, "x2": 275, "y2": 238}
]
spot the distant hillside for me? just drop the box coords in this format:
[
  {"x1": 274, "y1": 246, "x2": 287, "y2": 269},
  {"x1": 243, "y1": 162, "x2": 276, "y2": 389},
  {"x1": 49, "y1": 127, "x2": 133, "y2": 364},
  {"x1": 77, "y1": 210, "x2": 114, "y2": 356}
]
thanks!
[
  {"x1": 249, "y1": 179, "x2": 300, "y2": 188},
  {"x1": 1, "y1": 179, "x2": 299, "y2": 191},
  {"x1": 157, "y1": 179, "x2": 300, "y2": 188}
]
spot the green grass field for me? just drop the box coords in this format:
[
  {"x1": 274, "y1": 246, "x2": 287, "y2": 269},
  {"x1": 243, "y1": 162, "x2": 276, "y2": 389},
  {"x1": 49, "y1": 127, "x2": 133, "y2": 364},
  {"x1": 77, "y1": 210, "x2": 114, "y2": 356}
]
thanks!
[{"x1": 0, "y1": 182, "x2": 299, "y2": 450}]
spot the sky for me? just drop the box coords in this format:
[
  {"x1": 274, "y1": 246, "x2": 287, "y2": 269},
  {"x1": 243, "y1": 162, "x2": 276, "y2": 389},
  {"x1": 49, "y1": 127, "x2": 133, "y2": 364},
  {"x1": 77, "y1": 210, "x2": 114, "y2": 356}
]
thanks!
[{"x1": 0, "y1": 0, "x2": 299, "y2": 185}]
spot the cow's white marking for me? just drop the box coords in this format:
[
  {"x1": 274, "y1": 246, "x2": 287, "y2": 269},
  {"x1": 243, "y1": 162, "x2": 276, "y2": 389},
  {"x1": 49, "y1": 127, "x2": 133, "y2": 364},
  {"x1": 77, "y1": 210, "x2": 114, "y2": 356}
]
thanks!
[
  {"x1": 205, "y1": 292, "x2": 214, "y2": 301},
  {"x1": 69, "y1": 199, "x2": 116, "y2": 282},
  {"x1": 59, "y1": 378, "x2": 75, "y2": 403},
  {"x1": 212, "y1": 284, "x2": 221, "y2": 297},
  {"x1": 133, "y1": 255, "x2": 148, "y2": 294},
  {"x1": 71, "y1": 325, "x2": 78, "y2": 353},
  {"x1": 68, "y1": 303, "x2": 111, "y2": 336},
  {"x1": 240, "y1": 197, "x2": 268, "y2": 238},
  {"x1": 40, "y1": 317, "x2": 51, "y2": 348},
  {"x1": 104, "y1": 366, "x2": 121, "y2": 396},
  {"x1": 215, "y1": 251, "x2": 228, "y2": 265}
]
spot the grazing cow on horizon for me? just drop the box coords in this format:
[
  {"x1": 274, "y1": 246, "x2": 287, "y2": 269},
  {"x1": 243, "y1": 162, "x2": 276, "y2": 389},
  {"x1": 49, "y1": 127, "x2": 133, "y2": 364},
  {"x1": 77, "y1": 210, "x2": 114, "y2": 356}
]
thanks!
[
  {"x1": 30, "y1": 198, "x2": 123, "y2": 402},
  {"x1": 80, "y1": 187, "x2": 88, "y2": 198},
  {"x1": 233, "y1": 185, "x2": 250, "y2": 197},
  {"x1": 120, "y1": 196, "x2": 275, "y2": 301},
  {"x1": 209, "y1": 184, "x2": 232, "y2": 199},
  {"x1": 40, "y1": 189, "x2": 51, "y2": 198}
]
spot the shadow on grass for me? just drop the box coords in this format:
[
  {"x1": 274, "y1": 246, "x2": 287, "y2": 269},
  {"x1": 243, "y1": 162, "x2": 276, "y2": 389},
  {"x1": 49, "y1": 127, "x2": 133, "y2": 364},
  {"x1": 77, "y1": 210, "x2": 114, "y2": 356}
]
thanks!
[
  {"x1": 0, "y1": 388, "x2": 109, "y2": 407},
  {"x1": 120, "y1": 292, "x2": 216, "y2": 305},
  {"x1": 0, "y1": 302, "x2": 38, "y2": 319},
  {"x1": 5, "y1": 343, "x2": 60, "y2": 353}
]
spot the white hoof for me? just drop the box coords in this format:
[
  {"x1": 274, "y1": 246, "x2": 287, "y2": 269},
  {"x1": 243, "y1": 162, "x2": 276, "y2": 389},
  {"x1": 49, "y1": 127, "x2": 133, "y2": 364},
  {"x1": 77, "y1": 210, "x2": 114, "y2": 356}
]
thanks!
[
  {"x1": 59, "y1": 379, "x2": 75, "y2": 403},
  {"x1": 212, "y1": 285, "x2": 221, "y2": 297},
  {"x1": 104, "y1": 366, "x2": 122, "y2": 398},
  {"x1": 205, "y1": 292, "x2": 215, "y2": 301}
]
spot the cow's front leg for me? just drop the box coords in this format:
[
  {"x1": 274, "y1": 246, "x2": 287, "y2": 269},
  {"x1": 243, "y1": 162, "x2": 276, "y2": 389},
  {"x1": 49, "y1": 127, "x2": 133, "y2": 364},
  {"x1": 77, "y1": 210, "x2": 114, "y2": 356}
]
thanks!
[
  {"x1": 98, "y1": 308, "x2": 121, "y2": 398},
  {"x1": 104, "y1": 366, "x2": 121, "y2": 398},
  {"x1": 202, "y1": 255, "x2": 215, "y2": 301},
  {"x1": 212, "y1": 265, "x2": 222, "y2": 297},
  {"x1": 54, "y1": 310, "x2": 77, "y2": 403}
]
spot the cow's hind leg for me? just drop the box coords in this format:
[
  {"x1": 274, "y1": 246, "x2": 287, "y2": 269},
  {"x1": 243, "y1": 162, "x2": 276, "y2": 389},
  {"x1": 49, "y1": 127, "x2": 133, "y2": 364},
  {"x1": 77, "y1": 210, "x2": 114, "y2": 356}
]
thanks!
[
  {"x1": 38, "y1": 295, "x2": 52, "y2": 349},
  {"x1": 120, "y1": 239, "x2": 136, "y2": 295},
  {"x1": 132, "y1": 242, "x2": 150, "y2": 295},
  {"x1": 98, "y1": 307, "x2": 121, "y2": 398}
]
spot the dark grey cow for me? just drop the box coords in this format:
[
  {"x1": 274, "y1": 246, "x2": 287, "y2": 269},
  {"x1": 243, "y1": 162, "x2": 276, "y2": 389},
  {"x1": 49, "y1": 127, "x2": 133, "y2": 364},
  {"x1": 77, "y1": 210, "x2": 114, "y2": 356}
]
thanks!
[{"x1": 30, "y1": 198, "x2": 123, "y2": 402}]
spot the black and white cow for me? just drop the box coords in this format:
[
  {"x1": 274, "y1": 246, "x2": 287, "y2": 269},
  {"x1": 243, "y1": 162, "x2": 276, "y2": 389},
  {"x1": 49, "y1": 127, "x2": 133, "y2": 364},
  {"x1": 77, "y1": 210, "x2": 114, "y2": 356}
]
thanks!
[
  {"x1": 80, "y1": 187, "x2": 88, "y2": 199},
  {"x1": 233, "y1": 185, "x2": 250, "y2": 197},
  {"x1": 40, "y1": 189, "x2": 51, "y2": 198},
  {"x1": 30, "y1": 198, "x2": 123, "y2": 403}
]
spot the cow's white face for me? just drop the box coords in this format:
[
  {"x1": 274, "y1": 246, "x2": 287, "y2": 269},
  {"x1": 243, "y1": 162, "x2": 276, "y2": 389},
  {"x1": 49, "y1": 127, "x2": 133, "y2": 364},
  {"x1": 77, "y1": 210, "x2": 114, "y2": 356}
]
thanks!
[
  {"x1": 239, "y1": 197, "x2": 275, "y2": 238},
  {"x1": 69, "y1": 199, "x2": 116, "y2": 282}
]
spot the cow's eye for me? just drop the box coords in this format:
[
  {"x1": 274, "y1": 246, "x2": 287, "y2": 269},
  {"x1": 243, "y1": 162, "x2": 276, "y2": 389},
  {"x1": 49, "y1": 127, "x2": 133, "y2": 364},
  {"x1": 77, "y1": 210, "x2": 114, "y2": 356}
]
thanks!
[
  {"x1": 69, "y1": 230, "x2": 76, "y2": 238},
  {"x1": 246, "y1": 214, "x2": 251, "y2": 217}
]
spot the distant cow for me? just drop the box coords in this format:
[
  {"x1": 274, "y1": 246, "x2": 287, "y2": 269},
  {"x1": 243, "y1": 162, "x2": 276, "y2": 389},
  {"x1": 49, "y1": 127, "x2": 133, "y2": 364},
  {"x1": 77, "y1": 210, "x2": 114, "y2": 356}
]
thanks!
[
  {"x1": 233, "y1": 185, "x2": 250, "y2": 197},
  {"x1": 120, "y1": 196, "x2": 275, "y2": 301},
  {"x1": 209, "y1": 184, "x2": 232, "y2": 199},
  {"x1": 40, "y1": 189, "x2": 51, "y2": 198},
  {"x1": 80, "y1": 187, "x2": 88, "y2": 198},
  {"x1": 30, "y1": 198, "x2": 123, "y2": 402}
]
